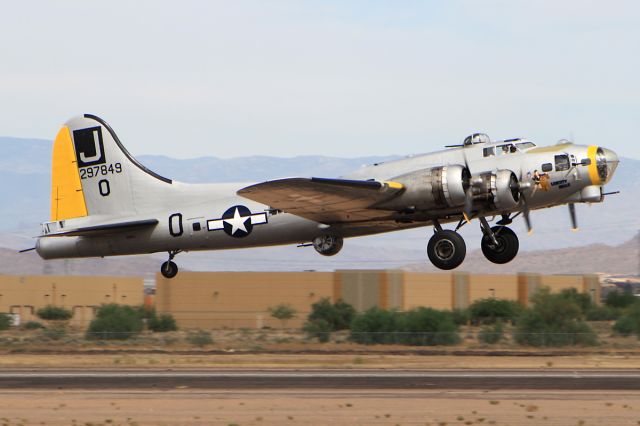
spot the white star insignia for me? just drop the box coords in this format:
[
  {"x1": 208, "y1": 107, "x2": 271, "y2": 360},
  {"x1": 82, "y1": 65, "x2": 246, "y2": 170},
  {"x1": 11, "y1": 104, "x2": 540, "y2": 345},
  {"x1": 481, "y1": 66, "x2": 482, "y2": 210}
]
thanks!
[{"x1": 224, "y1": 207, "x2": 250, "y2": 235}]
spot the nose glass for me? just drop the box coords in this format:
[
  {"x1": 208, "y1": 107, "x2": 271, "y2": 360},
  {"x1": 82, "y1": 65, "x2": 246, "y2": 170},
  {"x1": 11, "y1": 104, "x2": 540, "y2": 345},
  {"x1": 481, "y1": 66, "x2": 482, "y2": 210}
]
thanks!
[{"x1": 596, "y1": 147, "x2": 619, "y2": 183}]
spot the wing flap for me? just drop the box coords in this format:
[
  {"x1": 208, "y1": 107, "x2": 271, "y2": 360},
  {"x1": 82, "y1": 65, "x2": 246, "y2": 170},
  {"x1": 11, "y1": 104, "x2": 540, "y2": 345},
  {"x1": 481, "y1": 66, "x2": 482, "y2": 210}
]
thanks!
[{"x1": 238, "y1": 177, "x2": 404, "y2": 223}]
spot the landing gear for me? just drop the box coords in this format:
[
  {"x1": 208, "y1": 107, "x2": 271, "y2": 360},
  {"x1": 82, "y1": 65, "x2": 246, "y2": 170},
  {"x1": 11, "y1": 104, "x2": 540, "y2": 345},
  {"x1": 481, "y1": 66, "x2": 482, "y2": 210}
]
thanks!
[
  {"x1": 427, "y1": 229, "x2": 467, "y2": 270},
  {"x1": 313, "y1": 235, "x2": 343, "y2": 256},
  {"x1": 160, "y1": 250, "x2": 181, "y2": 279},
  {"x1": 480, "y1": 225, "x2": 519, "y2": 264}
]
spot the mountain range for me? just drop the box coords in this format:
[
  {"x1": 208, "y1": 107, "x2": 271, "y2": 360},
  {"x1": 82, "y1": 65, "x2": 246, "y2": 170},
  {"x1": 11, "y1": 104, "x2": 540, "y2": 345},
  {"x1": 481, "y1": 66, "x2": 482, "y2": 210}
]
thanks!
[{"x1": 0, "y1": 136, "x2": 637, "y2": 276}]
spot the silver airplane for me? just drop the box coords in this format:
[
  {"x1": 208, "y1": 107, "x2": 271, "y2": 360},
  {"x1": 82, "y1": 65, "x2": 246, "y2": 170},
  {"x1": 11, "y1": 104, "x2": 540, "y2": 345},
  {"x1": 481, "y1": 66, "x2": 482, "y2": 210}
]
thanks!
[{"x1": 33, "y1": 114, "x2": 620, "y2": 277}]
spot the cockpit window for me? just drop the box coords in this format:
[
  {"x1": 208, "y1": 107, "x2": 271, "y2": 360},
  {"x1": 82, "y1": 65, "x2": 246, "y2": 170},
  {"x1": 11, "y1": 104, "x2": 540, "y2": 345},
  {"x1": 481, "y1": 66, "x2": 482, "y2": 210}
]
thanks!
[
  {"x1": 516, "y1": 142, "x2": 536, "y2": 151},
  {"x1": 555, "y1": 154, "x2": 570, "y2": 171},
  {"x1": 497, "y1": 144, "x2": 517, "y2": 155},
  {"x1": 483, "y1": 147, "x2": 495, "y2": 157}
]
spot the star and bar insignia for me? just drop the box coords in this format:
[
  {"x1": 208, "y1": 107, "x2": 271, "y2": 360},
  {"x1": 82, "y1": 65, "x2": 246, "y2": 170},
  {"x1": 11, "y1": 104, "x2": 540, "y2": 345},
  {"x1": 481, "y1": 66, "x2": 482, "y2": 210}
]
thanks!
[{"x1": 207, "y1": 205, "x2": 268, "y2": 238}]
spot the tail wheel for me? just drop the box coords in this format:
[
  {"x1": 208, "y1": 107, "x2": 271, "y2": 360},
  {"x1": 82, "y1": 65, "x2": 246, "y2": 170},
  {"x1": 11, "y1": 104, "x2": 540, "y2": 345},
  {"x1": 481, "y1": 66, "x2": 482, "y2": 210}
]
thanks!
[
  {"x1": 313, "y1": 235, "x2": 343, "y2": 256},
  {"x1": 481, "y1": 226, "x2": 519, "y2": 264},
  {"x1": 427, "y1": 230, "x2": 466, "y2": 270},
  {"x1": 161, "y1": 261, "x2": 179, "y2": 279}
]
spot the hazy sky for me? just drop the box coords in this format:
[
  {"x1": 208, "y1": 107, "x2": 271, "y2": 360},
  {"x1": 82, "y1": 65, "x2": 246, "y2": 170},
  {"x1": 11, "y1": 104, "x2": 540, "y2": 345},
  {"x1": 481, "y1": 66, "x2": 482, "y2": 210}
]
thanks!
[{"x1": 1, "y1": 1, "x2": 638, "y2": 159}]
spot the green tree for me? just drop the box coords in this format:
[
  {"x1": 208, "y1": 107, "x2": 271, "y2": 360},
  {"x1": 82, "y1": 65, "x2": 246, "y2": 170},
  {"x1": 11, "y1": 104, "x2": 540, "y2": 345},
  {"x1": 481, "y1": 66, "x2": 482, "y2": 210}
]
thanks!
[
  {"x1": 398, "y1": 307, "x2": 460, "y2": 346},
  {"x1": 87, "y1": 304, "x2": 144, "y2": 340},
  {"x1": 268, "y1": 304, "x2": 297, "y2": 328},
  {"x1": 613, "y1": 304, "x2": 640, "y2": 337},
  {"x1": 514, "y1": 288, "x2": 597, "y2": 347},
  {"x1": 605, "y1": 291, "x2": 639, "y2": 309},
  {"x1": 557, "y1": 288, "x2": 593, "y2": 315},
  {"x1": 148, "y1": 313, "x2": 178, "y2": 332},
  {"x1": 0, "y1": 313, "x2": 11, "y2": 331},
  {"x1": 306, "y1": 298, "x2": 356, "y2": 331},
  {"x1": 468, "y1": 298, "x2": 522, "y2": 325},
  {"x1": 302, "y1": 318, "x2": 332, "y2": 343},
  {"x1": 350, "y1": 307, "x2": 460, "y2": 346},
  {"x1": 350, "y1": 307, "x2": 400, "y2": 344},
  {"x1": 478, "y1": 322, "x2": 504, "y2": 344},
  {"x1": 36, "y1": 305, "x2": 73, "y2": 321}
]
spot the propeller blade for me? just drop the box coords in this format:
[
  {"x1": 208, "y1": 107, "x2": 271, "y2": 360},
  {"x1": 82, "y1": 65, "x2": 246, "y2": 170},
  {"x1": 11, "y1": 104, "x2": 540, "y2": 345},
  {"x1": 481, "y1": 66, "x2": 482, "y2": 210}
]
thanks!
[
  {"x1": 521, "y1": 192, "x2": 533, "y2": 235},
  {"x1": 568, "y1": 203, "x2": 578, "y2": 231},
  {"x1": 463, "y1": 186, "x2": 473, "y2": 221}
]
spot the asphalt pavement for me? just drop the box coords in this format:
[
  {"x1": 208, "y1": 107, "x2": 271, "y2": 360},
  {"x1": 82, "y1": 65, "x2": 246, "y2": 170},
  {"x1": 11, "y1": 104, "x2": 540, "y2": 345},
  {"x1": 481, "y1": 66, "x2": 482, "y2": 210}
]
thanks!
[{"x1": 0, "y1": 369, "x2": 639, "y2": 390}]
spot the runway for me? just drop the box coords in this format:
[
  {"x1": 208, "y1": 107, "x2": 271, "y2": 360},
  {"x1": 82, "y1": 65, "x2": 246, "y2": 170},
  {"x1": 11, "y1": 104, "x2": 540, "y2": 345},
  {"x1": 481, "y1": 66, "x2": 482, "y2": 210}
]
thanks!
[{"x1": 1, "y1": 369, "x2": 639, "y2": 390}]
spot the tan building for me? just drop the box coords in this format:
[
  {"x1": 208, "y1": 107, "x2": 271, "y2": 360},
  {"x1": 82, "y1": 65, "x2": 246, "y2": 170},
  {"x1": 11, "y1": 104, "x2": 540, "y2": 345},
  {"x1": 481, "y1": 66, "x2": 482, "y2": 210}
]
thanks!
[
  {"x1": 155, "y1": 272, "x2": 334, "y2": 329},
  {"x1": 156, "y1": 270, "x2": 601, "y2": 329},
  {"x1": 0, "y1": 275, "x2": 144, "y2": 328}
]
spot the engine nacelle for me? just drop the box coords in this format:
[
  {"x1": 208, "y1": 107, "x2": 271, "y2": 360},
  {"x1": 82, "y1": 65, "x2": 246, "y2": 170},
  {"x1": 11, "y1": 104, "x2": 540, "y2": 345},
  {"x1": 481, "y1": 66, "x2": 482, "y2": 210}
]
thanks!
[
  {"x1": 379, "y1": 165, "x2": 470, "y2": 210},
  {"x1": 473, "y1": 169, "x2": 520, "y2": 211}
]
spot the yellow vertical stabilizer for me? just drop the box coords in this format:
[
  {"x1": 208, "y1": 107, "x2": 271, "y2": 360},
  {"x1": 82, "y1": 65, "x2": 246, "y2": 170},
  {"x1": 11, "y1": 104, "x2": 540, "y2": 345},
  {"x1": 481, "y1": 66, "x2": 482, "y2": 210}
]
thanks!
[{"x1": 50, "y1": 126, "x2": 87, "y2": 221}]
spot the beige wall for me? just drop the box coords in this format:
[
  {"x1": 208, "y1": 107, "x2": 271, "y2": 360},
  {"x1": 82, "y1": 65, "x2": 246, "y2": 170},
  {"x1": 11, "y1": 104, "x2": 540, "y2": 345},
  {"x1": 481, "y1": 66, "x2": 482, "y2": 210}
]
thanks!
[
  {"x1": 156, "y1": 272, "x2": 334, "y2": 329},
  {"x1": 0, "y1": 275, "x2": 143, "y2": 328},
  {"x1": 469, "y1": 274, "x2": 519, "y2": 302},
  {"x1": 403, "y1": 273, "x2": 453, "y2": 310}
]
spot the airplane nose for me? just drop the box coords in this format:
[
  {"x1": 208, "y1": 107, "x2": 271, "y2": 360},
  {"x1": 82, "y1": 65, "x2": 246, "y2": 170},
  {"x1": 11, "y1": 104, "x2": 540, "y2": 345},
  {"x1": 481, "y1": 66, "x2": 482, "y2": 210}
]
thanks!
[{"x1": 596, "y1": 146, "x2": 619, "y2": 184}]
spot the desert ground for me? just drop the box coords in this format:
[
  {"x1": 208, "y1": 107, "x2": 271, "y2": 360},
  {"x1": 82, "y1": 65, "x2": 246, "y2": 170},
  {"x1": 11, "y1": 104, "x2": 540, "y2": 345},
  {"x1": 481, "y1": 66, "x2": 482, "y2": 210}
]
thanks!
[{"x1": 0, "y1": 389, "x2": 639, "y2": 426}]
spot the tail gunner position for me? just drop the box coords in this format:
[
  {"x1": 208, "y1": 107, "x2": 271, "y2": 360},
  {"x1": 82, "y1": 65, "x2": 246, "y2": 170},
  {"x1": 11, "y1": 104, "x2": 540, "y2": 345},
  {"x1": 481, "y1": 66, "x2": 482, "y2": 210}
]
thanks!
[{"x1": 33, "y1": 115, "x2": 620, "y2": 277}]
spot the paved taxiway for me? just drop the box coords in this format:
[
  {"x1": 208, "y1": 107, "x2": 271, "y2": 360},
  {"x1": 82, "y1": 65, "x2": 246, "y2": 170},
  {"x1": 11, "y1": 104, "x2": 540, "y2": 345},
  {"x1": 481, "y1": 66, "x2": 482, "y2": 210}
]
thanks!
[{"x1": 1, "y1": 369, "x2": 639, "y2": 390}]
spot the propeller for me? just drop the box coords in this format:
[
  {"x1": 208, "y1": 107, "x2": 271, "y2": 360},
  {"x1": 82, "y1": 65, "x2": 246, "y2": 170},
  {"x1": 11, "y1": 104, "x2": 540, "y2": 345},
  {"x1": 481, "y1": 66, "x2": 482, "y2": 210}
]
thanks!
[
  {"x1": 461, "y1": 150, "x2": 475, "y2": 222},
  {"x1": 511, "y1": 174, "x2": 533, "y2": 234},
  {"x1": 568, "y1": 203, "x2": 578, "y2": 231}
]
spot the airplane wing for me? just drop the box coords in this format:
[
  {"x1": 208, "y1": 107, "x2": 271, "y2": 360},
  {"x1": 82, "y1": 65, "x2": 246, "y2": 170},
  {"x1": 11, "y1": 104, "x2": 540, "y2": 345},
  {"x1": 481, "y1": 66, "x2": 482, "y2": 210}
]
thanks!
[
  {"x1": 237, "y1": 177, "x2": 404, "y2": 223},
  {"x1": 43, "y1": 219, "x2": 159, "y2": 237}
]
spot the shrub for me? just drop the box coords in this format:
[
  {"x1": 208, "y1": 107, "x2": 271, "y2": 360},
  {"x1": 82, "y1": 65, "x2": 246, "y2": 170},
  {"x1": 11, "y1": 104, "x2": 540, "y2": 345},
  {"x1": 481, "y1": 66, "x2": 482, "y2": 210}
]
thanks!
[
  {"x1": 0, "y1": 313, "x2": 11, "y2": 330},
  {"x1": 303, "y1": 319, "x2": 332, "y2": 343},
  {"x1": 399, "y1": 308, "x2": 460, "y2": 346},
  {"x1": 450, "y1": 309, "x2": 470, "y2": 326},
  {"x1": 23, "y1": 321, "x2": 44, "y2": 330},
  {"x1": 268, "y1": 304, "x2": 297, "y2": 328},
  {"x1": 148, "y1": 313, "x2": 178, "y2": 332},
  {"x1": 514, "y1": 288, "x2": 597, "y2": 347},
  {"x1": 350, "y1": 307, "x2": 460, "y2": 346},
  {"x1": 613, "y1": 304, "x2": 640, "y2": 337},
  {"x1": 478, "y1": 322, "x2": 504, "y2": 344},
  {"x1": 36, "y1": 305, "x2": 73, "y2": 321},
  {"x1": 585, "y1": 305, "x2": 619, "y2": 321},
  {"x1": 42, "y1": 323, "x2": 67, "y2": 340},
  {"x1": 468, "y1": 298, "x2": 522, "y2": 325},
  {"x1": 557, "y1": 288, "x2": 593, "y2": 315},
  {"x1": 86, "y1": 304, "x2": 144, "y2": 340},
  {"x1": 605, "y1": 291, "x2": 639, "y2": 309},
  {"x1": 308, "y1": 298, "x2": 355, "y2": 331},
  {"x1": 186, "y1": 330, "x2": 214, "y2": 346}
]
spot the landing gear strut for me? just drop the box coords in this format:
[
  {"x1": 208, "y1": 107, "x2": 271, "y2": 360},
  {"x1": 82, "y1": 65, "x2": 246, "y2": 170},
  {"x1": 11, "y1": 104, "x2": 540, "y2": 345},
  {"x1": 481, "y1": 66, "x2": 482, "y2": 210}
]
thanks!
[
  {"x1": 480, "y1": 223, "x2": 519, "y2": 264},
  {"x1": 427, "y1": 220, "x2": 467, "y2": 270},
  {"x1": 161, "y1": 250, "x2": 181, "y2": 279}
]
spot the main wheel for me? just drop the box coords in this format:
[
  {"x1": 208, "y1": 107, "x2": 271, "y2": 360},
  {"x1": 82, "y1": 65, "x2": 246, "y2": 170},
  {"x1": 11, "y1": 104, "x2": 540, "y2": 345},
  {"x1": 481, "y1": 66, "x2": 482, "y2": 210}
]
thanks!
[
  {"x1": 481, "y1": 226, "x2": 519, "y2": 264},
  {"x1": 161, "y1": 261, "x2": 179, "y2": 279},
  {"x1": 427, "y1": 230, "x2": 466, "y2": 270}
]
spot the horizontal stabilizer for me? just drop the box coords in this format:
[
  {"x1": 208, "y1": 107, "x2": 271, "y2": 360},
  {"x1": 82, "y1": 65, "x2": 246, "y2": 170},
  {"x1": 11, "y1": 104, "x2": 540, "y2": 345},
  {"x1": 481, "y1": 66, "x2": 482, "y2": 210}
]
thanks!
[
  {"x1": 237, "y1": 177, "x2": 404, "y2": 223},
  {"x1": 43, "y1": 219, "x2": 159, "y2": 237}
]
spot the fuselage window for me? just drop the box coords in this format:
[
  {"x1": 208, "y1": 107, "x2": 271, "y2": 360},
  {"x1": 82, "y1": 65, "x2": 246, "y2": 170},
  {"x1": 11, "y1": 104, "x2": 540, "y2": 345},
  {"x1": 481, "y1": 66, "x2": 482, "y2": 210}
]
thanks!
[
  {"x1": 516, "y1": 142, "x2": 536, "y2": 151},
  {"x1": 483, "y1": 147, "x2": 495, "y2": 157},
  {"x1": 541, "y1": 163, "x2": 553, "y2": 172},
  {"x1": 555, "y1": 155, "x2": 570, "y2": 172}
]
